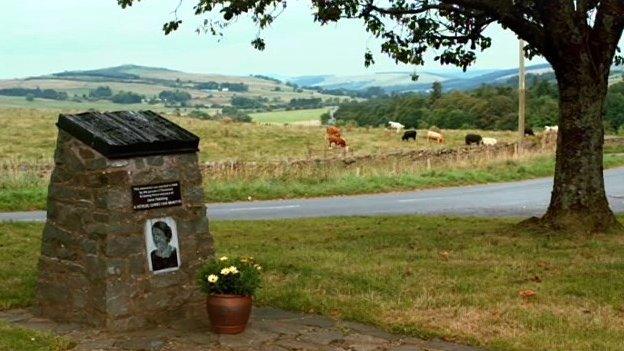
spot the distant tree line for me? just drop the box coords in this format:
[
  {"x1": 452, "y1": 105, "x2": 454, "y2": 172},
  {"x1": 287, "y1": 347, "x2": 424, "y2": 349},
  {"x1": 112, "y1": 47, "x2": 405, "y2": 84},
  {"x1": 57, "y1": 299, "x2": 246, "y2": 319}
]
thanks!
[
  {"x1": 188, "y1": 107, "x2": 251, "y2": 123},
  {"x1": 326, "y1": 78, "x2": 530, "y2": 130},
  {"x1": 110, "y1": 91, "x2": 143, "y2": 104},
  {"x1": 334, "y1": 79, "x2": 624, "y2": 132},
  {"x1": 229, "y1": 96, "x2": 339, "y2": 111},
  {"x1": 309, "y1": 86, "x2": 387, "y2": 99},
  {"x1": 53, "y1": 70, "x2": 140, "y2": 80},
  {"x1": 251, "y1": 75, "x2": 282, "y2": 84},
  {"x1": 0, "y1": 88, "x2": 68, "y2": 100},
  {"x1": 159, "y1": 90, "x2": 191, "y2": 105},
  {"x1": 195, "y1": 81, "x2": 249, "y2": 92}
]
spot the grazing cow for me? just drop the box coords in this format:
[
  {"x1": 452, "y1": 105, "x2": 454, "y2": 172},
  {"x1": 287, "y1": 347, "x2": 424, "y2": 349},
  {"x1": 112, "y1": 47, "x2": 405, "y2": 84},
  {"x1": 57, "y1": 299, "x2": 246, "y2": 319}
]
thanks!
[
  {"x1": 482, "y1": 137, "x2": 497, "y2": 146},
  {"x1": 328, "y1": 134, "x2": 348, "y2": 151},
  {"x1": 524, "y1": 127, "x2": 535, "y2": 136},
  {"x1": 402, "y1": 130, "x2": 417, "y2": 141},
  {"x1": 426, "y1": 130, "x2": 445, "y2": 144},
  {"x1": 465, "y1": 133, "x2": 482, "y2": 146},
  {"x1": 388, "y1": 121, "x2": 405, "y2": 133},
  {"x1": 541, "y1": 126, "x2": 558, "y2": 147},
  {"x1": 544, "y1": 125, "x2": 558, "y2": 133},
  {"x1": 326, "y1": 126, "x2": 342, "y2": 137}
]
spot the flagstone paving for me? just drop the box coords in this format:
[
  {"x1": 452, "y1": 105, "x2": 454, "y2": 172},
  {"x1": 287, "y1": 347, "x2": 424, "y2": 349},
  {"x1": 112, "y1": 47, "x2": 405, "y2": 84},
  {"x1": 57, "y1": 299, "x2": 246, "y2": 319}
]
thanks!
[{"x1": 0, "y1": 307, "x2": 483, "y2": 351}]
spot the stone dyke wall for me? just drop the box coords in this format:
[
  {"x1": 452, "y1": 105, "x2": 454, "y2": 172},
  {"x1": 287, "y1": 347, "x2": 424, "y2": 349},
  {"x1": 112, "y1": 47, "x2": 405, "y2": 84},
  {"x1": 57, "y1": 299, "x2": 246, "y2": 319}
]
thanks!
[
  {"x1": 37, "y1": 130, "x2": 213, "y2": 331},
  {"x1": 201, "y1": 141, "x2": 524, "y2": 174}
]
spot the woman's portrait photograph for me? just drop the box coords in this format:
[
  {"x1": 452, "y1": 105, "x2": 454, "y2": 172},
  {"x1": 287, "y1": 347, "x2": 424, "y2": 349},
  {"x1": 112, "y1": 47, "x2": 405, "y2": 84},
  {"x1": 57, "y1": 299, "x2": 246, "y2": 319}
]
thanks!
[{"x1": 144, "y1": 217, "x2": 181, "y2": 273}]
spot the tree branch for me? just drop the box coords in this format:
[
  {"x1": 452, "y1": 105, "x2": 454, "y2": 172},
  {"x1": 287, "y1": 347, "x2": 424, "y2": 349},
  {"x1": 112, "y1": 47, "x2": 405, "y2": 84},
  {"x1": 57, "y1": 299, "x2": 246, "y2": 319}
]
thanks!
[{"x1": 592, "y1": 0, "x2": 624, "y2": 70}]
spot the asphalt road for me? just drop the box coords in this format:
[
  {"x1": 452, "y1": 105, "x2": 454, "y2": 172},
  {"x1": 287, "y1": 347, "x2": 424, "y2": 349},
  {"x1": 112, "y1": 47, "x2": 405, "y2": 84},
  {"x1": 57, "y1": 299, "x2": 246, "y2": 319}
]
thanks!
[{"x1": 3, "y1": 167, "x2": 624, "y2": 222}]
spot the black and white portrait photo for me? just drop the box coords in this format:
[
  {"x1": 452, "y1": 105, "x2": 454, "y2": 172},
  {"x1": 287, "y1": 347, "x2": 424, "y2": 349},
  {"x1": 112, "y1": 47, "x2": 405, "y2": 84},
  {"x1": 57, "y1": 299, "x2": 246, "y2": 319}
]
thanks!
[{"x1": 144, "y1": 217, "x2": 181, "y2": 273}]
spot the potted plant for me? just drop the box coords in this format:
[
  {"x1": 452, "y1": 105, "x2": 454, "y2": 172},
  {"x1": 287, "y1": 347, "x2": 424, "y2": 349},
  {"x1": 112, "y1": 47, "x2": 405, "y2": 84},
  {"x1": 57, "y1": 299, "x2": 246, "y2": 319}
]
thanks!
[{"x1": 198, "y1": 255, "x2": 262, "y2": 334}]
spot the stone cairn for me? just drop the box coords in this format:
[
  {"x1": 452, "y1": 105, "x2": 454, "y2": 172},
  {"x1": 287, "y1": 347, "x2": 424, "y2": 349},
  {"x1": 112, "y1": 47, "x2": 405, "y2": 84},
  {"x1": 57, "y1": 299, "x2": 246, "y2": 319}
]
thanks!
[{"x1": 36, "y1": 111, "x2": 213, "y2": 331}]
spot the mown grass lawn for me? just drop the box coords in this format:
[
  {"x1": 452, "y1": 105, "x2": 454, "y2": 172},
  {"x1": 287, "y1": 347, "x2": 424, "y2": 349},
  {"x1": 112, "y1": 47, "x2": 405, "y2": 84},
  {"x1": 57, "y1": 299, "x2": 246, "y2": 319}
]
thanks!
[{"x1": 2, "y1": 217, "x2": 624, "y2": 350}]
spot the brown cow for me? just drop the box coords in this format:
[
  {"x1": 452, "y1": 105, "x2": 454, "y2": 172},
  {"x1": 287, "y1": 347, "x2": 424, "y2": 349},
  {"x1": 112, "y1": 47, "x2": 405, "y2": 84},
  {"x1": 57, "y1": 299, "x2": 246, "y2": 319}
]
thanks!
[
  {"x1": 426, "y1": 130, "x2": 445, "y2": 144},
  {"x1": 326, "y1": 126, "x2": 342, "y2": 138},
  {"x1": 328, "y1": 134, "x2": 348, "y2": 151}
]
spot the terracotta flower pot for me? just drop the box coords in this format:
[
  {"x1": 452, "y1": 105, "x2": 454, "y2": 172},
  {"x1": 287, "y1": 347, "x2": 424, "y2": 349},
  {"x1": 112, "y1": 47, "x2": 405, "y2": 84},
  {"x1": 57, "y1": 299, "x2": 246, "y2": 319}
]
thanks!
[{"x1": 206, "y1": 294, "x2": 252, "y2": 334}]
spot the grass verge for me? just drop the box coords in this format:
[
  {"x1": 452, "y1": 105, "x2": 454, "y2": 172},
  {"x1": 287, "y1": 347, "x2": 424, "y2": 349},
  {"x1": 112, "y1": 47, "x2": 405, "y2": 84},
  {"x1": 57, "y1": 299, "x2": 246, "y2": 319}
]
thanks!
[
  {"x1": 3, "y1": 153, "x2": 624, "y2": 211},
  {"x1": 204, "y1": 152, "x2": 624, "y2": 202},
  {"x1": 0, "y1": 222, "x2": 73, "y2": 351},
  {"x1": 0, "y1": 321, "x2": 73, "y2": 351},
  {"x1": 1, "y1": 218, "x2": 624, "y2": 350}
]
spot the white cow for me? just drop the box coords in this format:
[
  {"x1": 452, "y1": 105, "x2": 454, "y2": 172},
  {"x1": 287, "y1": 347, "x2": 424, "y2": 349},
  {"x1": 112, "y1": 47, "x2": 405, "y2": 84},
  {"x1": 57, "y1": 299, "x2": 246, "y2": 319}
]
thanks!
[
  {"x1": 388, "y1": 121, "x2": 405, "y2": 133},
  {"x1": 482, "y1": 137, "x2": 497, "y2": 146},
  {"x1": 544, "y1": 125, "x2": 558, "y2": 133}
]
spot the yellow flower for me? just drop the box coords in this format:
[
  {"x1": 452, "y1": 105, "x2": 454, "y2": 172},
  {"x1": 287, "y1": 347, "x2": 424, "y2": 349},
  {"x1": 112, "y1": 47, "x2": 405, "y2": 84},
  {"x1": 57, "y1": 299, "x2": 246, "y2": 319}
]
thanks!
[
  {"x1": 220, "y1": 267, "x2": 231, "y2": 275},
  {"x1": 229, "y1": 266, "x2": 239, "y2": 274},
  {"x1": 207, "y1": 274, "x2": 218, "y2": 283},
  {"x1": 219, "y1": 256, "x2": 228, "y2": 261},
  {"x1": 254, "y1": 264, "x2": 262, "y2": 271}
]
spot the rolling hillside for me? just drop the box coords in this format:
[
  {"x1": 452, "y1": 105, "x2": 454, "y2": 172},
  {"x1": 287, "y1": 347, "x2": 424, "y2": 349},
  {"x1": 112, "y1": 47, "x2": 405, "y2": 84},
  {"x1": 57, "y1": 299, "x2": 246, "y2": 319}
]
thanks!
[
  {"x1": 0, "y1": 65, "x2": 337, "y2": 111},
  {"x1": 288, "y1": 64, "x2": 624, "y2": 93}
]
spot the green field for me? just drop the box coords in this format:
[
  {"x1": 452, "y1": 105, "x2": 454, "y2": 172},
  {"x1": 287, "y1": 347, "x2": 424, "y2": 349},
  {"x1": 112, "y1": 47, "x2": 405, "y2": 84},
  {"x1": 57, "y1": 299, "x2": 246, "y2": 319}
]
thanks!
[
  {"x1": 251, "y1": 108, "x2": 327, "y2": 124},
  {"x1": 3, "y1": 107, "x2": 624, "y2": 212},
  {"x1": 0, "y1": 108, "x2": 519, "y2": 163},
  {"x1": 1, "y1": 217, "x2": 623, "y2": 350},
  {"x1": 0, "y1": 96, "x2": 165, "y2": 112}
]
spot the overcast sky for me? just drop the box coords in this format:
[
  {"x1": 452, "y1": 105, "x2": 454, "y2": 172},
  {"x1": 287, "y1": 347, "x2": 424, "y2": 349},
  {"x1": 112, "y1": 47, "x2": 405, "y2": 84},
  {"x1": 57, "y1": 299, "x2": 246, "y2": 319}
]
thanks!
[{"x1": 0, "y1": 0, "x2": 551, "y2": 80}]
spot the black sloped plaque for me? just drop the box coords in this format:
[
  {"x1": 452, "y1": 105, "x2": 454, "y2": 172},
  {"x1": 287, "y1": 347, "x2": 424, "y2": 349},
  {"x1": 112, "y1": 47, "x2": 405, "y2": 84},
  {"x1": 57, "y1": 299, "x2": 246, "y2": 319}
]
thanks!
[{"x1": 56, "y1": 110, "x2": 199, "y2": 159}]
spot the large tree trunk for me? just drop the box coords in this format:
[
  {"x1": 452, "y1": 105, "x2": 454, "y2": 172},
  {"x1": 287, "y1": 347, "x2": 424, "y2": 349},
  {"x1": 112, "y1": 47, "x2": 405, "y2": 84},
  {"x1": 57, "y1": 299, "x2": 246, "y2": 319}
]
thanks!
[{"x1": 540, "y1": 61, "x2": 621, "y2": 232}]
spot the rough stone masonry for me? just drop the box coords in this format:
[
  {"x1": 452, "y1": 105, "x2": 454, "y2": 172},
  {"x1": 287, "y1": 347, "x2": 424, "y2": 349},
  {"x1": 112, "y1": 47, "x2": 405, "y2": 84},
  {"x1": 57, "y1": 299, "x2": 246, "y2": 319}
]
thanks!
[{"x1": 36, "y1": 111, "x2": 213, "y2": 331}]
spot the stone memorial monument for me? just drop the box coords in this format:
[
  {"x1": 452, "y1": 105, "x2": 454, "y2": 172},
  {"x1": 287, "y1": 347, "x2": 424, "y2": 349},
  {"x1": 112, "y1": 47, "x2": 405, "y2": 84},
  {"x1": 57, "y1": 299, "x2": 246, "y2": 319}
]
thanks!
[{"x1": 37, "y1": 110, "x2": 213, "y2": 330}]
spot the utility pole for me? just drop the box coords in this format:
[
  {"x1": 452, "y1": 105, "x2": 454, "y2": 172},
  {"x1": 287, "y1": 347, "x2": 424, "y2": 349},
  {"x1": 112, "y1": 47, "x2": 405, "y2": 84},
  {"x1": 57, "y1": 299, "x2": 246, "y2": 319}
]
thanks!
[{"x1": 518, "y1": 39, "x2": 526, "y2": 153}]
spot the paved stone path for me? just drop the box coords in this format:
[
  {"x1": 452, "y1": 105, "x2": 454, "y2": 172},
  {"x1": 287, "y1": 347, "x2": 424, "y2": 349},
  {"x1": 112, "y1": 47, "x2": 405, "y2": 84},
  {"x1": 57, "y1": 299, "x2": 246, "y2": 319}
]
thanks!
[{"x1": 0, "y1": 307, "x2": 482, "y2": 351}]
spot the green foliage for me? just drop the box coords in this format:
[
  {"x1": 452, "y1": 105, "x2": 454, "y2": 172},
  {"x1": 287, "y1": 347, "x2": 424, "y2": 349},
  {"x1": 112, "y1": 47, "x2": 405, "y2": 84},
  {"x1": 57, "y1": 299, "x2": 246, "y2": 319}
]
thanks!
[
  {"x1": 221, "y1": 82, "x2": 249, "y2": 92},
  {"x1": 0, "y1": 88, "x2": 67, "y2": 101},
  {"x1": 188, "y1": 109, "x2": 211, "y2": 119},
  {"x1": 320, "y1": 112, "x2": 331, "y2": 125},
  {"x1": 252, "y1": 74, "x2": 282, "y2": 84},
  {"x1": 606, "y1": 82, "x2": 624, "y2": 131},
  {"x1": 159, "y1": 90, "x2": 191, "y2": 105},
  {"x1": 111, "y1": 91, "x2": 143, "y2": 104},
  {"x1": 231, "y1": 96, "x2": 266, "y2": 109},
  {"x1": 221, "y1": 106, "x2": 252, "y2": 122},
  {"x1": 430, "y1": 81, "x2": 442, "y2": 103},
  {"x1": 25, "y1": 94, "x2": 34, "y2": 102},
  {"x1": 88, "y1": 86, "x2": 113, "y2": 99},
  {"x1": 335, "y1": 81, "x2": 624, "y2": 131},
  {"x1": 197, "y1": 256, "x2": 262, "y2": 296},
  {"x1": 195, "y1": 81, "x2": 249, "y2": 92},
  {"x1": 288, "y1": 98, "x2": 323, "y2": 110}
]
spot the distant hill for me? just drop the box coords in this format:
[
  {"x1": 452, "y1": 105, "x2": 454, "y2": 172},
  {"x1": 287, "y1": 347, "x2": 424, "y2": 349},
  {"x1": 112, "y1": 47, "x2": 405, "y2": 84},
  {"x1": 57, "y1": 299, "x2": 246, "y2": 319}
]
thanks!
[
  {"x1": 288, "y1": 64, "x2": 624, "y2": 92},
  {"x1": 0, "y1": 64, "x2": 339, "y2": 111}
]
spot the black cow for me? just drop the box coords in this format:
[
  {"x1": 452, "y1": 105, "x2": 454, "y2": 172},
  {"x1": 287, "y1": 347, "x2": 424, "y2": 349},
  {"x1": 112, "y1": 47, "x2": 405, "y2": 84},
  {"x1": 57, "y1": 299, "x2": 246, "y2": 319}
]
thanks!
[
  {"x1": 402, "y1": 130, "x2": 417, "y2": 141},
  {"x1": 524, "y1": 127, "x2": 535, "y2": 136},
  {"x1": 465, "y1": 133, "x2": 482, "y2": 146}
]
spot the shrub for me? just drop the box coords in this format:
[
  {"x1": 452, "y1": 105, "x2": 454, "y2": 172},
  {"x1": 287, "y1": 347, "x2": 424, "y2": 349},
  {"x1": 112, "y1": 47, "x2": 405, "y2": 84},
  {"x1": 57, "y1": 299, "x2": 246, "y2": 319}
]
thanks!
[
  {"x1": 320, "y1": 112, "x2": 331, "y2": 125},
  {"x1": 221, "y1": 106, "x2": 252, "y2": 122},
  {"x1": 197, "y1": 256, "x2": 262, "y2": 296},
  {"x1": 111, "y1": 91, "x2": 143, "y2": 104},
  {"x1": 188, "y1": 110, "x2": 210, "y2": 119},
  {"x1": 89, "y1": 86, "x2": 113, "y2": 99}
]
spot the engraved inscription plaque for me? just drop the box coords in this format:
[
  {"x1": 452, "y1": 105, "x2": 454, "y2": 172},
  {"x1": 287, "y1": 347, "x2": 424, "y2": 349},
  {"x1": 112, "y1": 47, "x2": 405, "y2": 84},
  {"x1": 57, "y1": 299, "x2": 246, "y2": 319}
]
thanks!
[{"x1": 132, "y1": 182, "x2": 182, "y2": 210}]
